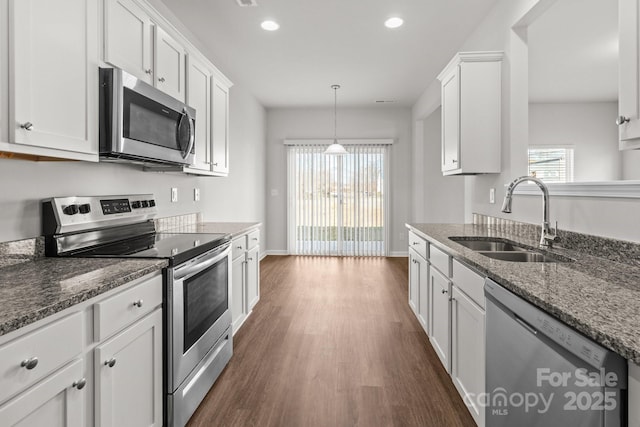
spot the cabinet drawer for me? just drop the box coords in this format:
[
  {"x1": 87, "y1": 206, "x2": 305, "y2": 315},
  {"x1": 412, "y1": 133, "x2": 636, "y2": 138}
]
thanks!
[
  {"x1": 0, "y1": 312, "x2": 83, "y2": 405},
  {"x1": 429, "y1": 244, "x2": 451, "y2": 276},
  {"x1": 408, "y1": 231, "x2": 427, "y2": 260},
  {"x1": 232, "y1": 236, "x2": 246, "y2": 260},
  {"x1": 452, "y1": 259, "x2": 485, "y2": 309},
  {"x1": 94, "y1": 273, "x2": 162, "y2": 341},
  {"x1": 247, "y1": 229, "x2": 260, "y2": 250}
]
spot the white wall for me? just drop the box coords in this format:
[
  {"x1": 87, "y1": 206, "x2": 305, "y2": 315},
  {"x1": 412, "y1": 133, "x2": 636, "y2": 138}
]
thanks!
[
  {"x1": 265, "y1": 107, "x2": 412, "y2": 255},
  {"x1": 0, "y1": 1, "x2": 266, "y2": 244},
  {"x1": 412, "y1": 0, "x2": 640, "y2": 242},
  {"x1": 529, "y1": 102, "x2": 621, "y2": 181}
]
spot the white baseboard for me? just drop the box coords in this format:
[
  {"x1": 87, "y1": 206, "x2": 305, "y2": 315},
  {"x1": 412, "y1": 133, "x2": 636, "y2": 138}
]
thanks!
[
  {"x1": 262, "y1": 250, "x2": 288, "y2": 258},
  {"x1": 388, "y1": 251, "x2": 408, "y2": 257}
]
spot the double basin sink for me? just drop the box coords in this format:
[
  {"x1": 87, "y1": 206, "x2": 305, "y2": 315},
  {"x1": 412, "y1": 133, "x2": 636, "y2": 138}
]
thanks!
[{"x1": 449, "y1": 237, "x2": 571, "y2": 263}]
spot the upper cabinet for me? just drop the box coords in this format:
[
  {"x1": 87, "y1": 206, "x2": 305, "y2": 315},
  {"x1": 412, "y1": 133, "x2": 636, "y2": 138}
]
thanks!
[
  {"x1": 103, "y1": 0, "x2": 153, "y2": 84},
  {"x1": 212, "y1": 78, "x2": 230, "y2": 175},
  {"x1": 619, "y1": 0, "x2": 640, "y2": 149},
  {"x1": 0, "y1": 0, "x2": 99, "y2": 161},
  {"x1": 104, "y1": 0, "x2": 186, "y2": 102},
  {"x1": 437, "y1": 52, "x2": 503, "y2": 176},
  {"x1": 105, "y1": 0, "x2": 233, "y2": 176}
]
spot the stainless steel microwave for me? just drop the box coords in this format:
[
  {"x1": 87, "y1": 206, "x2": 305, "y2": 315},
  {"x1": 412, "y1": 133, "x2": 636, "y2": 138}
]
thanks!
[{"x1": 99, "y1": 67, "x2": 195, "y2": 166}]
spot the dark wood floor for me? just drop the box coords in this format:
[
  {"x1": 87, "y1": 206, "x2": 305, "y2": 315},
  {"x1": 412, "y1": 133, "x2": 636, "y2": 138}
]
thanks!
[{"x1": 187, "y1": 256, "x2": 475, "y2": 427}]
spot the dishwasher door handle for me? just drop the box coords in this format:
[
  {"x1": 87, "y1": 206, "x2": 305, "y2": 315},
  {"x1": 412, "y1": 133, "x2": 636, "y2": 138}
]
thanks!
[{"x1": 515, "y1": 315, "x2": 538, "y2": 335}]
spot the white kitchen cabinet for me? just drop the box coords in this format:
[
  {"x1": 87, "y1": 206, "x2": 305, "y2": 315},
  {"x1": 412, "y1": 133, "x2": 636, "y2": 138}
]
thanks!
[
  {"x1": 408, "y1": 250, "x2": 419, "y2": 315},
  {"x1": 104, "y1": 0, "x2": 153, "y2": 84},
  {"x1": 186, "y1": 55, "x2": 213, "y2": 172},
  {"x1": 0, "y1": 359, "x2": 85, "y2": 427},
  {"x1": 231, "y1": 228, "x2": 261, "y2": 334},
  {"x1": 246, "y1": 245, "x2": 260, "y2": 310},
  {"x1": 437, "y1": 52, "x2": 503, "y2": 175},
  {"x1": 212, "y1": 78, "x2": 230, "y2": 175},
  {"x1": 154, "y1": 26, "x2": 186, "y2": 102},
  {"x1": 451, "y1": 286, "x2": 485, "y2": 427},
  {"x1": 94, "y1": 309, "x2": 163, "y2": 427},
  {"x1": 429, "y1": 266, "x2": 452, "y2": 372},
  {"x1": 104, "y1": 0, "x2": 186, "y2": 102},
  {"x1": 409, "y1": 247, "x2": 429, "y2": 335},
  {"x1": 619, "y1": 0, "x2": 640, "y2": 148},
  {"x1": 0, "y1": 0, "x2": 98, "y2": 161},
  {"x1": 231, "y1": 253, "x2": 247, "y2": 333}
]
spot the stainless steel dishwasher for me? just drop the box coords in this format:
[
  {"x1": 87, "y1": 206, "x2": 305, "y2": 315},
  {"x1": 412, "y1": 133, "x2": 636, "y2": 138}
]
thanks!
[{"x1": 485, "y1": 278, "x2": 627, "y2": 426}]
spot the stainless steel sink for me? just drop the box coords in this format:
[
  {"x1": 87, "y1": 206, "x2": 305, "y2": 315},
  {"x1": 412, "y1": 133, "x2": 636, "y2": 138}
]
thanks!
[
  {"x1": 477, "y1": 251, "x2": 569, "y2": 263},
  {"x1": 449, "y1": 237, "x2": 530, "y2": 252}
]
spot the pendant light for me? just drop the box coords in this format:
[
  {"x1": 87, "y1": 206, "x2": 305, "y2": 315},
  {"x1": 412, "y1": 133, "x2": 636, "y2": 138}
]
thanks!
[{"x1": 324, "y1": 84, "x2": 348, "y2": 155}]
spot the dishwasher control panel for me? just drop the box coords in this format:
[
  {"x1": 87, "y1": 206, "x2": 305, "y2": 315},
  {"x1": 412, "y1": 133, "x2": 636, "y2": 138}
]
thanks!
[{"x1": 533, "y1": 312, "x2": 607, "y2": 367}]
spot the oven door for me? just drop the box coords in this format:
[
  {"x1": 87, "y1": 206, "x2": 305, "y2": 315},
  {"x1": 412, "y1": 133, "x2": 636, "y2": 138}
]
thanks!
[{"x1": 168, "y1": 242, "x2": 231, "y2": 390}]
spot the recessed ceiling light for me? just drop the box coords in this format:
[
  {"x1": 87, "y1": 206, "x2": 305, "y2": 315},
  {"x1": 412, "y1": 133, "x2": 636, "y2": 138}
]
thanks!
[
  {"x1": 261, "y1": 20, "x2": 280, "y2": 31},
  {"x1": 384, "y1": 17, "x2": 403, "y2": 29}
]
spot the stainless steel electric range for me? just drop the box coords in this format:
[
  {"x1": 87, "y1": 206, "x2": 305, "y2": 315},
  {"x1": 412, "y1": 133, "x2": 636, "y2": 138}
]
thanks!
[{"x1": 42, "y1": 194, "x2": 233, "y2": 427}]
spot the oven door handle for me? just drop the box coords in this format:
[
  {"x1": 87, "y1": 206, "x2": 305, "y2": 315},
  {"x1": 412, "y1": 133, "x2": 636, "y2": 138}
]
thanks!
[{"x1": 173, "y1": 243, "x2": 231, "y2": 281}]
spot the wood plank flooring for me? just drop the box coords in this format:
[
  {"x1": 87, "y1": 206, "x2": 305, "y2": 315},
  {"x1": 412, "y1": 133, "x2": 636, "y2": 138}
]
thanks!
[{"x1": 187, "y1": 256, "x2": 475, "y2": 427}]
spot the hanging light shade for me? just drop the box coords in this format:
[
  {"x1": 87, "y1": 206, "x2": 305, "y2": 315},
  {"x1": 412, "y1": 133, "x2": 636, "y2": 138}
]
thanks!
[{"x1": 324, "y1": 84, "x2": 348, "y2": 155}]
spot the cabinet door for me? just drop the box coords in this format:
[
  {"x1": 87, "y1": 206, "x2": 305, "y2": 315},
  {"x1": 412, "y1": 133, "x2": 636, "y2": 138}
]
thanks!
[
  {"x1": 408, "y1": 250, "x2": 419, "y2": 315},
  {"x1": 429, "y1": 267, "x2": 451, "y2": 372},
  {"x1": 212, "y1": 79, "x2": 230, "y2": 175},
  {"x1": 451, "y1": 287, "x2": 485, "y2": 427},
  {"x1": 417, "y1": 257, "x2": 429, "y2": 334},
  {"x1": 154, "y1": 26, "x2": 186, "y2": 102},
  {"x1": 187, "y1": 55, "x2": 212, "y2": 171},
  {"x1": 95, "y1": 309, "x2": 162, "y2": 427},
  {"x1": 0, "y1": 359, "x2": 84, "y2": 427},
  {"x1": 231, "y1": 255, "x2": 247, "y2": 333},
  {"x1": 9, "y1": 0, "x2": 98, "y2": 158},
  {"x1": 104, "y1": 0, "x2": 153, "y2": 84},
  {"x1": 441, "y1": 68, "x2": 460, "y2": 172},
  {"x1": 619, "y1": 0, "x2": 640, "y2": 147},
  {"x1": 246, "y1": 246, "x2": 260, "y2": 310}
]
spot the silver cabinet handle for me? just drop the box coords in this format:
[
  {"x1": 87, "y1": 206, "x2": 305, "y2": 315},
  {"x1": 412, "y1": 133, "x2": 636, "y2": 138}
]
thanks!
[
  {"x1": 452, "y1": 159, "x2": 458, "y2": 163},
  {"x1": 104, "y1": 358, "x2": 116, "y2": 368},
  {"x1": 213, "y1": 162, "x2": 219, "y2": 166},
  {"x1": 158, "y1": 77, "x2": 166, "y2": 83},
  {"x1": 247, "y1": 257, "x2": 253, "y2": 261},
  {"x1": 132, "y1": 299, "x2": 143, "y2": 308},
  {"x1": 441, "y1": 289, "x2": 448, "y2": 294},
  {"x1": 252, "y1": 237, "x2": 258, "y2": 241},
  {"x1": 412, "y1": 242, "x2": 419, "y2": 245},
  {"x1": 21, "y1": 357, "x2": 38, "y2": 370},
  {"x1": 21, "y1": 122, "x2": 33, "y2": 131},
  {"x1": 236, "y1": 246, "x2": 243, "y2": 249},
  {"x1": 72, "y1": 378, "x2": 87, "y2": 390},
  {"x1": 145, "y1": 69, "x2": 152, "y2": 74},
  {"x1": 616, "y1": 115, "x2": 631, "y2": 125}
]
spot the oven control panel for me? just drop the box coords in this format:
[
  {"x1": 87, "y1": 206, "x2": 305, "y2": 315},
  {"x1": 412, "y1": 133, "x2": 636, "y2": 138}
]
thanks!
[{"x1": 43, "y1": 194, "x2": 157, "y2": 234}]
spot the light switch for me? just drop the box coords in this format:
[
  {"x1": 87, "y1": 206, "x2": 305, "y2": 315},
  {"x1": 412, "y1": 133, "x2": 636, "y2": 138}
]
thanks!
[
  {"x1": 171, "y1": 188, "x2": 178, "y2": 203},
  {"x1": 489, "y1": 188, "x2": 495, "y2": 204}
]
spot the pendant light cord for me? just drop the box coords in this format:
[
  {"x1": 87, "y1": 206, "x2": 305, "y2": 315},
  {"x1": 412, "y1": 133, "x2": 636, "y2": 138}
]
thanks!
[{"x1": 332, "y1": 84, "x2": 340, "y2": 142}]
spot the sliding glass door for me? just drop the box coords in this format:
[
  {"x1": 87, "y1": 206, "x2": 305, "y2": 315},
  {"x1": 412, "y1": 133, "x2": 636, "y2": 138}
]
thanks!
[{"x1": 287, "y1": 144, "x2": 388, "y2": 256}]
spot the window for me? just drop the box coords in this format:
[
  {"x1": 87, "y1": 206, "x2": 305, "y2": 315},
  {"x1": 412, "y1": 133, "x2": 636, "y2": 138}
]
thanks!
[
  {"x1": 527, "y1": 147, "x2": 574, "y2": 183},
  {"x1": 286, "y1": 143, "x2": 389, "y2": 256}
]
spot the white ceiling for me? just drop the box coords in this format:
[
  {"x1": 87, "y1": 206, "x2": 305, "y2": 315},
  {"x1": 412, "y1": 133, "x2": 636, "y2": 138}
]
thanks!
[
  {"x1": 160, "y1": 0, "x2": 500, "y2": 107},
  {"x1": 528, "y1": 0, "x2": 618, "y2": 103}
]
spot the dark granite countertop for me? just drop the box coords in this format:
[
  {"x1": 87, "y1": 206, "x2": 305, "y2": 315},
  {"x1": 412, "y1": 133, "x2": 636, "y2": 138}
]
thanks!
[
  {"x1": 0, "y1": 257, "x2": 167, "y2": 337},
  {"x1": 165, "y1": 222, "x2": 261, "y2": 238},
  {"x1": 407, "y1": 223, "x2": 640, "y2": 364}
]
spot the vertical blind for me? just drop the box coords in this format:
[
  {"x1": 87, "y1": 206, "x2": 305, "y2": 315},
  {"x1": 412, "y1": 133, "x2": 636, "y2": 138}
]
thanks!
[{"x1": 287, "y1": 144, "x2": 388, "y2": 256}]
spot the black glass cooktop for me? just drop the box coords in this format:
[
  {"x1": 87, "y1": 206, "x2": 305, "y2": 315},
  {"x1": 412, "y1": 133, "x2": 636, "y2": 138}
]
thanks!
[{"x1": 75, "y1": 232, "x2": 230, "y2": 266}]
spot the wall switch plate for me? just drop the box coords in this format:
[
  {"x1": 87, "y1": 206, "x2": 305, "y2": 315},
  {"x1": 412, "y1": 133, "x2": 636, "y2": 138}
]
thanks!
[
  {"x1": 489, "y1": 188, "x2": 495, "y2": 204},
  {"x1": 194, "y1": 188, "x2": 200, "y2": 202},
  {"x1": 171, "y1": 188, "x2": 178, "y2": 203}
]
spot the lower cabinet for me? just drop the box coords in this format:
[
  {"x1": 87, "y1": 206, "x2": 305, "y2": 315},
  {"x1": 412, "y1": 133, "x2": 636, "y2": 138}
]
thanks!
[
  {"x1": 429, "y1": 266, "x2": 452, "y2": 372},
  {"x1": 94, "y1": 309, "x2": 163, "y2": 427},
  {"x1": 0, "y1": 271, "x2": 163, "y2": 427},
  {"x1": 451, "y1": 286, "x2": 485, "y2": 427},
  {"x1": 231, "y1": 227, "x2": 261, "y2": 334},
  {"x1": 0, "y1": 359, "x2": 85, "y2": 426},
  {"x1": 409, "y1": 247, "x2": 429, "y2": 334}
]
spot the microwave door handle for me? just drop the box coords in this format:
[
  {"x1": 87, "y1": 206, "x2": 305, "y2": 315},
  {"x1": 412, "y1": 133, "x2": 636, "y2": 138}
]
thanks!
[{"x1": 182, "y1": 107, "x2": 195, "y2": 159}]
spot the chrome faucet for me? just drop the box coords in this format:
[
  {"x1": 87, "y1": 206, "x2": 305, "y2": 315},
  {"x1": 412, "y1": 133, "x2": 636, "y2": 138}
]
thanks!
[{"x1": 501, "y1": 176, "x2": 559, "y2": 248}]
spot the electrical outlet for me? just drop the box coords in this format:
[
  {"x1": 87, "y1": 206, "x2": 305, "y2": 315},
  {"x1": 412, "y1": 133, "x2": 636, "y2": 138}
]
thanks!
[
  {"x1": 194, "y1": 188, "x2": 200, "y2": 202},
  {"x1": 171, "y1": 188, "x2": 178, "y2": 203},
  {"x1": 489, "y1": 188, "x2": 496, "y2": 204}
]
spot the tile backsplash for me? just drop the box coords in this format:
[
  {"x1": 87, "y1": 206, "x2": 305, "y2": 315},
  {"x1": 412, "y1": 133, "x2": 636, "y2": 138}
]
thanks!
[{"x1": 154, "y1": 212, "x2": 202, "y2": 232}]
